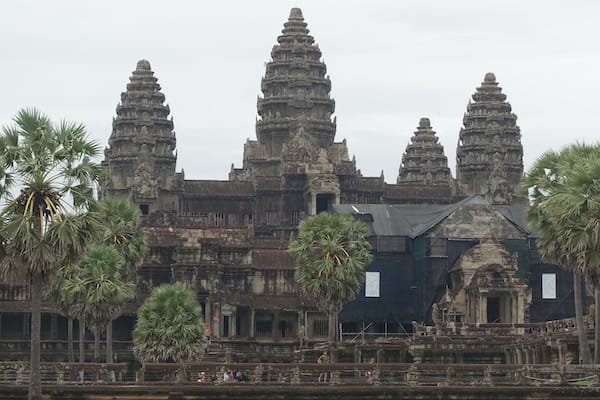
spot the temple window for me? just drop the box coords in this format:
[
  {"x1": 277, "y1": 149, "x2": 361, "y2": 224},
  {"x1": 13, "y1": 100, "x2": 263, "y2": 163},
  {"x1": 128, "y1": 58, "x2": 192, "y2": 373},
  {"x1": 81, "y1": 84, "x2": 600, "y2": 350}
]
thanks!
[
  {"x1": 255, "y1": 320, "x2": 273, "y2": 337},
  {"x1": 316, "y1": 193, "x2": 334, "y2": 213},
  {"x1": 311, "y1": 318, "x2": 328, "y2": 337}
]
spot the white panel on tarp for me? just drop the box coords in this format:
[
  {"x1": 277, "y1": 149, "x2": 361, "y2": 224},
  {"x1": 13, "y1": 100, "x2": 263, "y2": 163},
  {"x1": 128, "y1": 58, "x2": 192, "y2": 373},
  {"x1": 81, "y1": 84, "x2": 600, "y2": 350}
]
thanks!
[
  {"x1": 365, "y1": 271, "x2": 380, "y2": 298},
  {"x1": 542, "y1": 273, "x2": 556, "y2": 299}
]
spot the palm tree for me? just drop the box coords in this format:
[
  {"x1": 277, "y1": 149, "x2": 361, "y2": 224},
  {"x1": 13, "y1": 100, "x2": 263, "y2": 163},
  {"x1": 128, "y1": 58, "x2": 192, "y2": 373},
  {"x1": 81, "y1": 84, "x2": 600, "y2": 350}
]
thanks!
[
  {"x1": 289, "y1": 212, "x2": 373, "y2": 343},
  {"x1": 46, "y1": 199, "x2": 146, "y2": 367},
  {"x1": 98, "y1": 198, "x2": 147, "y2": 278},
  {"x1": 133, "y1": 282, "x2": 205, "y2": 381},
  {"x1": 522, "y1": 143, "x2": 600, "y2": 364},
  {"x1": 62, "y1": 245, "x2": 135, "y2": 366},
  {"x1": 0, "y1": 108, "x2": 101, "y2": 400},
  {"x1": 97, "y1": 199, "x2": 147, "y2": 365},
  {"x1": 45, "y1": 260, "x2": 88, "y2": 365}
]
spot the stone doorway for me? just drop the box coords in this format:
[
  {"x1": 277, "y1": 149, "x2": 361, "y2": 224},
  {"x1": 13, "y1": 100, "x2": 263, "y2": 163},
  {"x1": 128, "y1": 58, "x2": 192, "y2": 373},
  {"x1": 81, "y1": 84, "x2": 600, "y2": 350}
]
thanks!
[{"x1": 487, "y1": 297, "x2": 501, "y2": 323}]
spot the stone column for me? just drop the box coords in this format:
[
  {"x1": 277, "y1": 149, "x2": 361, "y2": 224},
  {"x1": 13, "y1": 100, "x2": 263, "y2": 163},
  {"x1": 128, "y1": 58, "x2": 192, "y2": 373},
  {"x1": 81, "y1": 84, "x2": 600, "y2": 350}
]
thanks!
[
  {"x1": 68, "y1": 318, "x2": 74, "y2": 363},
  {"x1": 250, "y1": 308, "x2": 255, "y2": 339},
  {"x1": 231, "y1": 309, "x2": 237, "y2": 337},
  {"x1": 50, "y1": 314, "x2": 58, "y2": 340},
  {"x1": 273, "y1": 310, "x2": 280, "y2": 341},
  {"x1": 297, "y1": 310, "x2": 305, "y2": 344},
  {"x1": 502, "y1": 295, "x2": 510, "y2": 323},
  {"x1": 206, "y1": 298, "x2": 213, "y2": 339},
  {"x1": 479, "y1": 295, "x2": 487, "y2": 323},
  {"x1": 213, "y1": 303, "x2": 221, "y2": 338}
]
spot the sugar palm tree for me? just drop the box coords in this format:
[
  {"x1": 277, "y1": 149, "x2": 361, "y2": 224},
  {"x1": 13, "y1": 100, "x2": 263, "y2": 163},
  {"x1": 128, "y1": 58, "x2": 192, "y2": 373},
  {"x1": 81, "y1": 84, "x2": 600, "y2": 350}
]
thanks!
[
  {"x1": 97, "y1": 199, "x2": 147, "y2": 364},
  {"x1": 46, "y1": 199, "x2": 146, "y2": 367},
  {"x1": 99, "y1": 198, "x2": 147, "y2": 277},
  {"x1": 61, "y1": 245, "x2": 135, "y2": 366},
  {"x1": 45, "y1": 259, "x2": 88, "y2": 365},
  {"x1": 522, "y1": 143, "x2": 600, "y2": 364},
  {"x1": 289, "y1": 212, "x2": 373, "y2": 343},
  {"x1": 0, "y1": 108, "x2": 102, "y2": 400},
  {"x1": 133, "y1": 282, "x2": 205, "y2": 382}
]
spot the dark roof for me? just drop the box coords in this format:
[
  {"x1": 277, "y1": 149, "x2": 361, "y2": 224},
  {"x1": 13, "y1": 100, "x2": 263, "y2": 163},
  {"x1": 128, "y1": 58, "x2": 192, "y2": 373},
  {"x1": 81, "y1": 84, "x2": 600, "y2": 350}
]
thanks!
[
  {"x1": 333, "y1": 195, "x2": 531, "y2": 238},
  {"x1": 495, "y1": 205, "x2": 535, "y2": 237}
]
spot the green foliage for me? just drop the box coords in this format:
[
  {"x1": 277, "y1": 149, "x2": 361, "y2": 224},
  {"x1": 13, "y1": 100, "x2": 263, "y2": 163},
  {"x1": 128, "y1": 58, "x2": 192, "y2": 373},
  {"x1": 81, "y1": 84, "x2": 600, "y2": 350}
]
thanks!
[
  {"x1": 48, "y1": 244, "x2": 135, "y2": 333},
  {"x1": 98, "y1": 199, "x2": 148, "y2": 272},
  {"x1": 0, "y1": 108, "x2": 102, "y2": 280},
  {"x1": 133, "y1": 282, "x2": 205, "y2": 364},
  {"x1": 289, "y1": 212, "x2": 373, "y2": 312},
  {"x1": 522, "y1": 143, "x2": 600, "y2": 365},
  {"x1": 46, "y1": 199, "x2": 146, "y2": 322},
  {"x1": 522, "y1": 143, "x2": 600, "y2": 283},
  {"x1": 0, "y1": 108, "x2": 102, "y2": 400}
]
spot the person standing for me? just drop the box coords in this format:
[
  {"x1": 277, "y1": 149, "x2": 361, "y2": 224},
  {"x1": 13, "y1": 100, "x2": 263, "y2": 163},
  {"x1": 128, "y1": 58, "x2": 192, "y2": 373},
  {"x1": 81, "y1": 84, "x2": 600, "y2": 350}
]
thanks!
[{"x1": 317, "y1": 351, "x2": 329, "y2": 383}]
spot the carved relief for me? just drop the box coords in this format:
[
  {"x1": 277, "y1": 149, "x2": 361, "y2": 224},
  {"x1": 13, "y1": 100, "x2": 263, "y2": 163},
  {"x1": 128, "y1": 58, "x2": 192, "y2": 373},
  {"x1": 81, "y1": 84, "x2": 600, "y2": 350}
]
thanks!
[
  {"x1": 439, "y1": 235, "x2": 530, "y2": 324},
  {"x1": 456, "y1": 73, "x2": 523, "y2": 202},
  {"x1": 282, "y1": 127, "x2": 318, "y2": 163},
  {"x1": 133, "y1": 162, "x2": 158, "y2": 199}
]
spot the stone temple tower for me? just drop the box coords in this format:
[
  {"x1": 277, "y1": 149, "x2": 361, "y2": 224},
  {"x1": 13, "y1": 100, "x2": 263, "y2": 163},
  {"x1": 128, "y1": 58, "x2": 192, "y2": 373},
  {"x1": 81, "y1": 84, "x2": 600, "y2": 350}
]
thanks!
[
  {"x1": 102, "y1": 60, "x2": 181, "y2": 215},
  {"x1": 397, "y1": 117, "x2": 453, "y2": 187},
  {"x1": 231, "y1": 7, "x2": 338, "y2": 179},
  {"x1": 456, "y1": 73, "x2": 524, "y2": 204},
  {"x1": 230, "y1": 7, "x2": 382, "y2": 217}
]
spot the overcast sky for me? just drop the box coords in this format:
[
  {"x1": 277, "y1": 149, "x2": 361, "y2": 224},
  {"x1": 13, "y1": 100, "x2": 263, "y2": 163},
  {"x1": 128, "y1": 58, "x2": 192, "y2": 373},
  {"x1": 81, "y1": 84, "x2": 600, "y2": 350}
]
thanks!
[{"x1": 2, "y1": 1, "x2": 600, "y2": 182}]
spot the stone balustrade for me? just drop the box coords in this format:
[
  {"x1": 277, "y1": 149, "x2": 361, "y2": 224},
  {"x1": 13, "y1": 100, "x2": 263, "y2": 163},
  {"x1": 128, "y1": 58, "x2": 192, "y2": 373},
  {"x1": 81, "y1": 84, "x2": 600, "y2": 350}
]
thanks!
[
  {"x1": 0, "y1": 362, "x2": 128, "y2": 384},
  {"x1": 412, "y1": 316, "x2": 592, "y2": 337},
  {"x1": 1, "y1": 362, "x2": 594, "y2": 386}
]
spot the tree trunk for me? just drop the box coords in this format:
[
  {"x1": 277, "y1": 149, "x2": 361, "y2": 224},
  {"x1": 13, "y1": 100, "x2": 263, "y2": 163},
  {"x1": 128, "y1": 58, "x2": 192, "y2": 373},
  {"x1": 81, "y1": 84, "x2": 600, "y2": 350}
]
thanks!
[
  {"x1": 106, "y1": 320, "x2": 115, "y2": 382},
  {"x1": 29, "y1": 272, "x2": 42, "y2": 400},
  {"x1": 574, "y1": 273, "x2": 591, "y2": 364},
  {"x1": 327, "y1": 306, "x2": 336, "y2": 344},
  {"x1": 94, "y1": 330, "x2": 100, "y2": 362},
  {"x1": 595, "y1": 288, "x2": 600, "y2": 363},
  {"x1": 79, "y1": 321, "x2": 85, "y2": 363},
  {"x1": 67, "y1": 318, "x2": 73, "y2": 363},
  {"x1": 106, "y1": 320, "x2": 113, "y2": 364},
  {"x1": 78, "y1": 320, "x2": 85, "y2": 382}
]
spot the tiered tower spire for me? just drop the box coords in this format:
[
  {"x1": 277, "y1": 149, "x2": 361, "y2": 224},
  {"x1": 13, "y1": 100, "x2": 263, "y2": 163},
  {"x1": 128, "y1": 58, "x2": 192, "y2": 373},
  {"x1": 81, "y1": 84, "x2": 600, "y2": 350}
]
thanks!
[
  {"x1": 456, "y1": 73, "x2": 523, "y2": 204},
  {"x1": 255, "y1": 7, "x2": 336, "y2": 157},
  {"x1": 397, "y1": 118, "x2": 452, "y2": 185},
  {"x1": 102, "y1": 60, "x2": 177, "y2": 205}
]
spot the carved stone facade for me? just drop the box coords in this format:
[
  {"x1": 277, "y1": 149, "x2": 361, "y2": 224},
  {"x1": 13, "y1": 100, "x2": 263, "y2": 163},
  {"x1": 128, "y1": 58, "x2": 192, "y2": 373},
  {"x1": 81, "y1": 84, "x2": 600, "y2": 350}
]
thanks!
[
  {"x1": 398, "y1": 118, "x2": 454, "y2": 188},
  {"x1": 440, "y1": 235, "x2": 531, "y2": 324},
  {"x1": 456, "y1": 73, "x2": 525, "y2": 204},
  {"x1": 101, "y1": 59, "x2": 182, "y2": 214},
  {"x1": 0, "y1": 8, "x2": 574, "y2": 357}
]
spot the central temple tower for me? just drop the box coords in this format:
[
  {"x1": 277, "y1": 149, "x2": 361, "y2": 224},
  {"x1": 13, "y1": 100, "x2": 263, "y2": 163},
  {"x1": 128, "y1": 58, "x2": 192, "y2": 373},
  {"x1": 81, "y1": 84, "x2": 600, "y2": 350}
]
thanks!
[{"x1": 231, "y1": 8, "x2": 339, "y2": 180}]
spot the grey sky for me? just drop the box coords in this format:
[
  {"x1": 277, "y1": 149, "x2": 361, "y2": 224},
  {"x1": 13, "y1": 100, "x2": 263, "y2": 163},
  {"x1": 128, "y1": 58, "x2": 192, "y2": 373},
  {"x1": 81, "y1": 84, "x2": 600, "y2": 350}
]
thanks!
[{"x1": 2, "y1": 1, "x2": 599, "y2": 182}]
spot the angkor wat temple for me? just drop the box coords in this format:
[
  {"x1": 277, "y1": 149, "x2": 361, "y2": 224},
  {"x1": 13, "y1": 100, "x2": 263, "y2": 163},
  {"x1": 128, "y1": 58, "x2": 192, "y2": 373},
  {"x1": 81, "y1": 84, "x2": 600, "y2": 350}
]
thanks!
[{"x1": 0, "y1": 8, "x2": 576, "y2": 361}]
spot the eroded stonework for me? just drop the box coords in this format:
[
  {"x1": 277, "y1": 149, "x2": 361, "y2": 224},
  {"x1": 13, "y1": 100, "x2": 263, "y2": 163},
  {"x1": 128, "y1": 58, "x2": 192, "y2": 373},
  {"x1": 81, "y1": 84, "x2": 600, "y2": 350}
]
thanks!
[
  {"x1": 97, "y1": 9, "x2": 534, "y2": 342},
  {"x1": 0, "y1": 8, "x2": 568, "y2": 359},
  {"x1": 440, "y1": 235, "x2": 531, "y2": 324}
]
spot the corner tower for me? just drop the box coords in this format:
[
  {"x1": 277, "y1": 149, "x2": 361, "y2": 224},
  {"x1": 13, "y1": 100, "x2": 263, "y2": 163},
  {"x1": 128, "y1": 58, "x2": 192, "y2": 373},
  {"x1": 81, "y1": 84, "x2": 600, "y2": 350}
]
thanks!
[
  {"x1": 456, "y1": 73, "x2": 524, "y2": 204},
  {"x1": 102, "y1": 60, "x2": 181, "y2": 214}
]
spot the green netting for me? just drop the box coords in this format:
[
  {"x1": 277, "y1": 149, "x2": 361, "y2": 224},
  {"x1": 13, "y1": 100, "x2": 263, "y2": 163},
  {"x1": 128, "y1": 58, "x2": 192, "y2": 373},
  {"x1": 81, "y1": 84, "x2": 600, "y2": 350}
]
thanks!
[
  {"x1": 502, "y1": 239, "x2": 529, "y2": 279},
  {"x1": 412, "y1": 237, "x2": 426, "y2": 259}
]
